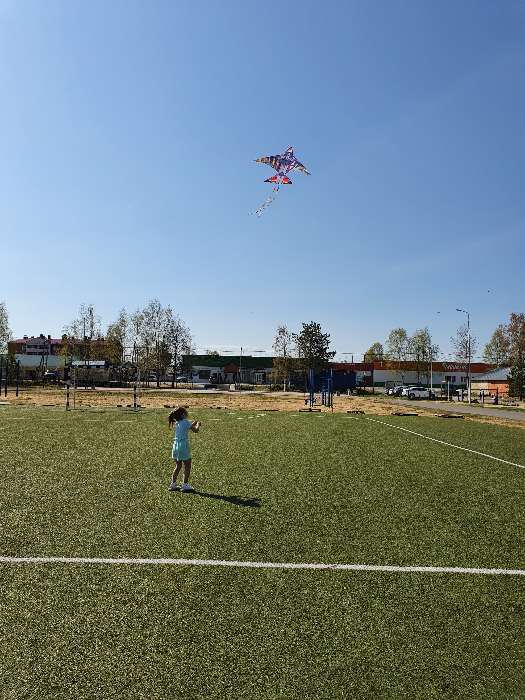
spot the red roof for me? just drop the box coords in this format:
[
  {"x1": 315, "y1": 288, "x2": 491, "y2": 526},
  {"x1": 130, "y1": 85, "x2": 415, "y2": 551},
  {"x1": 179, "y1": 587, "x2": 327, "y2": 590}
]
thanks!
[{"x1": 330, "y1": 362, "x2": 374, "y2": 371}]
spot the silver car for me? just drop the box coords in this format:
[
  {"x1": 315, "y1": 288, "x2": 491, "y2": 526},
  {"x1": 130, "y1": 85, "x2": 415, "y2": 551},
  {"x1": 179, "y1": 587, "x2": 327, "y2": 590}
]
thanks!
[{"x1": 401, "y1": 386, "x2": 431, "y2": 400}]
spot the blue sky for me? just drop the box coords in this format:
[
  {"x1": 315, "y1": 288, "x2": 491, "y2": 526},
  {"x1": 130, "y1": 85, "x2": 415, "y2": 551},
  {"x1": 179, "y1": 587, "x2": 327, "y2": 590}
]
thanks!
[{"x1": 2, "y1": 0, "x2": 524, "y2": 359}]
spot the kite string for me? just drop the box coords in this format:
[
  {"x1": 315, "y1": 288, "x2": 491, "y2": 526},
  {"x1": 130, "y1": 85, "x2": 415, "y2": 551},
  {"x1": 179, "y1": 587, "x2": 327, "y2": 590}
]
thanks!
[{"x1": 254, "y1": 181, "x2": 280, "y2": 217}]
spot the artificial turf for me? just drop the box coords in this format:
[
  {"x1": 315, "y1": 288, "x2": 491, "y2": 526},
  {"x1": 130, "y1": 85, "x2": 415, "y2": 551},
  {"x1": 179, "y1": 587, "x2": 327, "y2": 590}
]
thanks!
[{"x1": 0, "y1": 406, "x2": 524, "y2": 698}]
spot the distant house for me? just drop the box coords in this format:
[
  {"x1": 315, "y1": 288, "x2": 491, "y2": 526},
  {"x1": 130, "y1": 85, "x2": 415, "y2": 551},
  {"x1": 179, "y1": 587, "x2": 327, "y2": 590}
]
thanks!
[
  {"x1": 8, "y1": 334, "x2": 111, "y2": 378},
  {"x1": 471, "y1": 367, "x2": 511, "y2": 396},
  {"x1": 8, "y1": 335, "x2": 66, "y2": 374}
]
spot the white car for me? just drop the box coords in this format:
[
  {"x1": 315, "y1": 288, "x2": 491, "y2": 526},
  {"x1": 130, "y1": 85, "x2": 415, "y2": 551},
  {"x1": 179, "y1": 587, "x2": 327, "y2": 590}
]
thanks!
[{"x1": 401, "y1": 386, "x2": 432, "y2": 400}]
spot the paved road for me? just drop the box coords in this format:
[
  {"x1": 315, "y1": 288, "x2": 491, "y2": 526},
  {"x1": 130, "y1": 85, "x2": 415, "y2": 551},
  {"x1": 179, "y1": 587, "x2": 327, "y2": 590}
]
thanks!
[{"x1": 395, "y1": 399, "x2": 525, "y2": 423}]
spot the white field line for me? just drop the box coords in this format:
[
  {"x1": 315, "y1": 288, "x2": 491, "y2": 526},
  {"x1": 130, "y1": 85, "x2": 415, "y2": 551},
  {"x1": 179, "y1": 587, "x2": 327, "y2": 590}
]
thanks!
[
  {"x1": 363, "y1": 416, "x2": 525, "y2": 470},
  {"x1": 0, "y1": 555, "x2": 523, "y2": 576}
]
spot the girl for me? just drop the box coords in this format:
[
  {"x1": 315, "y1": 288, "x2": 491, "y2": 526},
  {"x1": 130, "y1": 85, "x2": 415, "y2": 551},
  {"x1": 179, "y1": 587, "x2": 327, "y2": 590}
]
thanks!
[{"x1": 168, "y1": 407, "x2": 201, "y2": 492}]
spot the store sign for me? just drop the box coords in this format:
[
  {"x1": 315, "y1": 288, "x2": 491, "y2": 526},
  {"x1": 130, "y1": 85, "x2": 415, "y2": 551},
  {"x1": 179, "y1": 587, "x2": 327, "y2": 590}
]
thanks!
[{"x1": 442, "y1": 363, "x2": 467, "y2": 371}]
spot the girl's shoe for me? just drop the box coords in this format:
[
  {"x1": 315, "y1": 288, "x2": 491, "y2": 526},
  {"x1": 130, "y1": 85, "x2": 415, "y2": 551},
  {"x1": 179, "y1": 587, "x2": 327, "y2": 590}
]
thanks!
[
  {"x1": 181, "y1": 483, "x2": 194, "y2": 493},
  {"x1": 168, "y1": 482, "x2": 179, "y2": 491}
]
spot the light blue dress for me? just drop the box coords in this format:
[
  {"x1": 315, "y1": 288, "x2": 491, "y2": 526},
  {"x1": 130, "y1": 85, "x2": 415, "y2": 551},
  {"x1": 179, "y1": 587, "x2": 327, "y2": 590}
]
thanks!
[{"x1": 172, "y1": 418, "x2": 192, "y2": 461}]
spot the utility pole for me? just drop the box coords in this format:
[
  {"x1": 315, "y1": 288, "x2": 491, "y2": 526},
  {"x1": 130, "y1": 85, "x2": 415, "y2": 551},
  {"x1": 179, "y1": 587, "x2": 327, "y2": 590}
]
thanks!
[
  {"x1": 429, "y1": 344, "x2": 433, "y2": 397},
  {"x1": 239, "y1": 346, "x2": 243, "y2": 388}
]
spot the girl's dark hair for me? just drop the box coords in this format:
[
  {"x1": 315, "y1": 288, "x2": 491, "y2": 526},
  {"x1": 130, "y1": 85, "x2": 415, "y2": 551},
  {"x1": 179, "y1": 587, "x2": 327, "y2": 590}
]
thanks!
[{"x1": 168, "y1": 406, "x2": 188, "y2": 428}]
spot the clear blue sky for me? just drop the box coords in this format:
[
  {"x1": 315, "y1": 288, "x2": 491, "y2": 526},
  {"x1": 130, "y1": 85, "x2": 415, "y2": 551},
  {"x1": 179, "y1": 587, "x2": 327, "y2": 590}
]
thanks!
[{"x1": 2, "y1": 0, "x2": 524, "y2": 359}]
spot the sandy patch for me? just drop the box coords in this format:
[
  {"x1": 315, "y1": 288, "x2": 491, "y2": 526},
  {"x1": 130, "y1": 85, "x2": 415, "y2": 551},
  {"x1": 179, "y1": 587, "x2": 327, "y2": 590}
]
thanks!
[{"x1": 5, "y1": 388, "x2": 524, "y2": 429}]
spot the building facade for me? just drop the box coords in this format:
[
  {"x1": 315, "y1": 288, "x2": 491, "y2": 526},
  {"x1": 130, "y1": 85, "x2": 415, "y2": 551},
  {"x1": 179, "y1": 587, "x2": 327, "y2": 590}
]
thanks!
[
  {"x1": 183, "y1": 355, "x2": 275, "y2": 384},
  {"x1": 332, "y1": 360, "x2": 495, "y2": 389},
  {"x1": 471, "y1": 367, "x2": 510, "y2": 396}
]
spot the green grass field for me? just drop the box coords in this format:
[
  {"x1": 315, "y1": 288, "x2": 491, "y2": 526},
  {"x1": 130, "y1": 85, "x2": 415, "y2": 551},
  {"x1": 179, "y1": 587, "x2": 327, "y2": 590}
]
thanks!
[{"x1": 1, "y1": 406, "x2": 524, "y2": 699}]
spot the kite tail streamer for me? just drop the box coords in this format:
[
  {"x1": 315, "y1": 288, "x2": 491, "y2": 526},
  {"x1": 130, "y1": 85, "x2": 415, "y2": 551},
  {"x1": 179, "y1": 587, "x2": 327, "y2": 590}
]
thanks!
[{"x1": 254, "y1": 183, "x2": 280, "y2": 217}]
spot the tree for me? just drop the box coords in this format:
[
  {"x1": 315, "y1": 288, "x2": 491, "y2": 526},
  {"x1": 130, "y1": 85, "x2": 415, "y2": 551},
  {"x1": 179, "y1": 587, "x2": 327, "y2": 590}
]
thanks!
[
  {"x1": 408, "y1": 328, "x2": 439, "y2": 384},
  {"x1": 293, "y1": 322, "x2": 335, "y2": 372},
  {"x1": 164, "y1": 308, "x2": 192, "y2": 387},
  {"x1": 450, "y1": 324, "x2": 478, "y2": 363},
  {"x1": 363, "y1": 342, "x2": 383, "y2": 362},
  {"x1": 507, "y1": 313, "x2": 525, "y2": 400},
  {"x1": 106, "y1": 308, "x2": 129, "y2": 367},
  {"x1": 64, "y1": 304, "x2": 102, "y2": 387},
  {"x1": 64, "y1": 303, "x2": 102, "y2": 343},
  {"x1": 507, "y1": 313, "x2": 525, "y2": 362},
  {"x1": 0, "y1": 301, "x2": 12, "y2": 354},
  {"x1": 483, "y1": 324, "x2": 510, "y2": 366},
  {"x1": 129, "y1": 301, "x2": 191, "y2": 387},
  {"x1": 385, "y1": 328, "x2": 410, "y2": 383},
  {"x1": 205, "y1": 350, "x2": 220, "y2": 357},
  {"x1": 508, "y1": 359, "x2": 525, "y2": 400},
  {"x1": 272, "y1": 325, "x2": 294, "y2": 390},
  {"x1": 132, "y1": 300, "x2": 167, "y2": 387}
]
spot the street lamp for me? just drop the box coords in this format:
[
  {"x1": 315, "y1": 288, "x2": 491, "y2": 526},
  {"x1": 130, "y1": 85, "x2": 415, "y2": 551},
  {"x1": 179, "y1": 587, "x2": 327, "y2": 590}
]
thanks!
[{"x1": 456, "y1": 308, "x2": 471, "y2": 404}]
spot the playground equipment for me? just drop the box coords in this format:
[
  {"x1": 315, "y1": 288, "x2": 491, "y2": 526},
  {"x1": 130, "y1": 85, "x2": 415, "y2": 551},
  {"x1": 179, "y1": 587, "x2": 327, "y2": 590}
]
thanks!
[
  {"x1": 0, "y1": 357, "x2": 21, "y2": 398},
  {"x1": 300, "y1": 368, "x2": 334, "y2": 412},
  {"x1": 321, "y1": 369, "x2": 334, "y2": 411},
  {"x1": 300, "y1": 368, "x2": 320, "y2": 412},
  {"x1": 133, "y1": 369, "x2": 141, "y2": 411}
]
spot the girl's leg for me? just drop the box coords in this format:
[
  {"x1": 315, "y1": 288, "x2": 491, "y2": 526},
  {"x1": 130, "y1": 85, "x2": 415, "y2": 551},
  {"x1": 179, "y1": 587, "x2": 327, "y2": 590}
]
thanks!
[
  {"x1": 183, "y1": 459, "x2": 192, "y2": 485},
  {"x1": 171, "y1": 460, "x2": 183, "y2": 483}
]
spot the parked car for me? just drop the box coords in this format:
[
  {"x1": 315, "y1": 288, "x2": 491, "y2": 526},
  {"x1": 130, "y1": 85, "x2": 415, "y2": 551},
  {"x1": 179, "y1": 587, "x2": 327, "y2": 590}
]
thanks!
[
  {"x1": 401, "y1": 386, "x2": 434, "y2": 400},
  {"x1": 43, "y1": 370, "x2": 59, "y2": 383},
  {"x1": 387, "y1": 386, "x2": 404, "y2": 397},
  {"x1": 175, "y1": 376, "x2": 188, "y2": 383}
]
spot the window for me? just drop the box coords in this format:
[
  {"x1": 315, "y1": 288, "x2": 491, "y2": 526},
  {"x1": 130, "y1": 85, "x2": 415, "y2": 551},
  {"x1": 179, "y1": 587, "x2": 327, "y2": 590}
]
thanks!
[{"x1": 198, "y1": 369, "x2": 211, "y2": 379}]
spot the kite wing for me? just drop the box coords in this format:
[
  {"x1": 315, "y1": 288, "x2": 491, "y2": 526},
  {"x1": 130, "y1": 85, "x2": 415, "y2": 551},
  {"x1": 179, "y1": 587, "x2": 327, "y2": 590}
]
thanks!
[
  {"x1": 255, "y1": 155, "x2": 282, "y2": 172},
  {"x1": 292, "y1": 160, "x2": 310, "y2": 175}
]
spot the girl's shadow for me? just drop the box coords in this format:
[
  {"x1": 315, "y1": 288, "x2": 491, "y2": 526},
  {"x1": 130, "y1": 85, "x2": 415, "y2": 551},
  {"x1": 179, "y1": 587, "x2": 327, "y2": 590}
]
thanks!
[{"x1": 192, "y1": 491, "x2": 261, "y2": 508}]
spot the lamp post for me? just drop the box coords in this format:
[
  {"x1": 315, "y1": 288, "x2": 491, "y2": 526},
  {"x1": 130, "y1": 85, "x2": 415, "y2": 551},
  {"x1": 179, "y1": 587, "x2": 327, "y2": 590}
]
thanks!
[
  {"x1": 429, "y1": 344, "x2": 433, "y2": 397},
  {"x1": 456, "y1": 308, "x2": 471, "y2": 404}
]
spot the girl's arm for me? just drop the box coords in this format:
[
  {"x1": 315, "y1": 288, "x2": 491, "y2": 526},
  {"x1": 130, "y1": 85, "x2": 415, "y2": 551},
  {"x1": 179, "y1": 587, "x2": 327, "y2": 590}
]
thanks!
[{"x1": 191, "y1": 420, "x2": 200, "y2": 433}]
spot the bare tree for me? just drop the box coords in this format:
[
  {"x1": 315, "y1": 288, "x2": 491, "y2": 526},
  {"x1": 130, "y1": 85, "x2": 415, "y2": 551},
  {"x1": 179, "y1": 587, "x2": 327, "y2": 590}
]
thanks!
[
  {"x1": 273, "y1": 325, "x2": 294, "y2": 390},
  {"x1": 106, "y1": 308, "x2": 129, "y2": 367},
  {"x1": 408, "y1": 328, "x2": 439, "y2": 384},
  {"x1": 451, "y1": 324, "x2": 478, "y2": 363},
  {"x1": 164, "y1": 308, "x2": 192, "y2": 387},
  {"x1": 385, "y1": 328, "x2": 409, "y2": 383},
  {"x1": 130, "y1": 300, "x2": 191, "y2": 387},
  {"x1": 64, "y1": 304, "x2": 102, "y2": 387},
  {"x1": 0, "y1": 301, "x2": 12, "y2": 354}
]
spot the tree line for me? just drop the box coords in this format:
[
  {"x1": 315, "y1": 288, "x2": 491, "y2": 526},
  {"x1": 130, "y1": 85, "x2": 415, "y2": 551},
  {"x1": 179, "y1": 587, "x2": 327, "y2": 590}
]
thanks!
[
  {"x1": 0, "y1": 300, "x2": 192, "y2": 388},
  {"x1": 364, "y1": 314, "x2": 525, "y2": 398},
  {"x1": 484, "y1": 314, "x2": 525, "y2": 399},
  {"x1": 61, "y1": 301, "x2": 193, "y2": 386},
  {"x1": 2, "y1": 300, "x2": 524, "y2": 397}
]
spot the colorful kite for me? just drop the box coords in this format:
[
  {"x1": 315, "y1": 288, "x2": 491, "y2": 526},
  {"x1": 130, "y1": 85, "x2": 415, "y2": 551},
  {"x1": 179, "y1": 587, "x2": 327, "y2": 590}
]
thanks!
[{"x1": 253, "y1": 146, "x2": 310, "y2": 216}]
